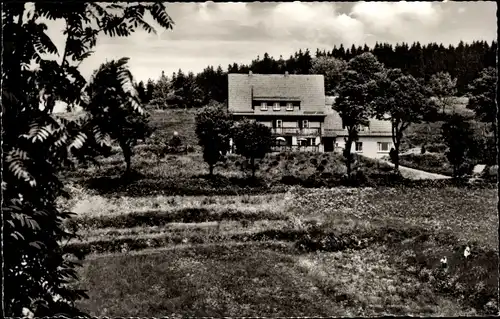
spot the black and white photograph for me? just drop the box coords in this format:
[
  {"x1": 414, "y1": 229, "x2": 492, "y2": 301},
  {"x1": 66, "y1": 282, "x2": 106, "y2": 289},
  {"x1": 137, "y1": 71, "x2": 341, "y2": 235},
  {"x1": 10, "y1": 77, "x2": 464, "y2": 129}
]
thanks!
[{"x1": 2, "y1": 1, "x2": 498, "y2": 317}]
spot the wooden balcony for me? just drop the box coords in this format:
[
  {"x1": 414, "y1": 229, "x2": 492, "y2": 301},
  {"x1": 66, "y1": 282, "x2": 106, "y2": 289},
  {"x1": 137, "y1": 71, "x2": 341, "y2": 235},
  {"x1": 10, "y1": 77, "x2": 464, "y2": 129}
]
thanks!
[
  {"x1": 271, "y1": 127, "x2": 321, "y2": 136},
  {"x1": 271, "y1": 145, "x2": 320, "y2": 153},
  {"x1": 323, "y1": 128, "x2": 393, "y2": 137}
]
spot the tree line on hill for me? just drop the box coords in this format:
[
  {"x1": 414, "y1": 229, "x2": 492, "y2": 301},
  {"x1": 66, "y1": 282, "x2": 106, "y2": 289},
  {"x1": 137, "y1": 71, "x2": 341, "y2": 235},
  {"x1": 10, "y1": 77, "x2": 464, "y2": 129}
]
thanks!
[{"x1": 137, "y1": 40, "x2": 496, "y2": 109}]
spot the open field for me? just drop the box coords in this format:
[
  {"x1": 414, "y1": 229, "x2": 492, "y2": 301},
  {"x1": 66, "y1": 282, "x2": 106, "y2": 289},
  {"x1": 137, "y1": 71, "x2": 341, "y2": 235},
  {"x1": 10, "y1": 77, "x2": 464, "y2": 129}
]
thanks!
[{"x1": 63, "y1": 182, "x2": 499, "y2": 316}]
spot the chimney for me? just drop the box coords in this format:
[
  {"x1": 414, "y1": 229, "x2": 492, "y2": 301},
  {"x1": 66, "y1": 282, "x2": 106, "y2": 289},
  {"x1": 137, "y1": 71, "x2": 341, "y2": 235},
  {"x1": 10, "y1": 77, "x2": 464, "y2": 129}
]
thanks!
[
  {"x1": 285, "y1": 71, "x2": 289, "y2": 76},
  {"x1": 249, "y1": 70, "x2": 253, "y2": 76}
]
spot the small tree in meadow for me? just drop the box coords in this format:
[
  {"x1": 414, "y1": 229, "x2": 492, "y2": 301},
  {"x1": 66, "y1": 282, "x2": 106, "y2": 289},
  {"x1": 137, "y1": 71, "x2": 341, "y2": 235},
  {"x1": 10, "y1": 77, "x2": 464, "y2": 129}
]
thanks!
[
  {"x1": 334, "y1": 52, "x2": 383, "y2": 177},
  {"x1": 150, "y1": 71, "x2": 173, "y2": 109},
  {"x1": 441, "y1": 114, "x2": 476, "y2": 177},
  {"x1": 467, "y1": 67, "x2": 497, "y2": 147},
  {"x1": 195, "y1": 102, "x2": 233, "y2": 176},
  {"x1": 232, "y1": 119, "x2": 273, "y2": 178},
  {"x1": 372, "y1": 68, "x2": 436, "y2": 172},
  {"x1": 427, "y1": 72, "x2": 457, "y2": 115},
  {"x1": 86, "y1": 59, "x2": 153, "y2": 175}
]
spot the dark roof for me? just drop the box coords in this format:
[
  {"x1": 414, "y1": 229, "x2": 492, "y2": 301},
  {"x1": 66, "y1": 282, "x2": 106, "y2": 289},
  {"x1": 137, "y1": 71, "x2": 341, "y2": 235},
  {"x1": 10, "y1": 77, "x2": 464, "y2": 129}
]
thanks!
[{"x1": 228, "y1": 73, "x2": 325, "y2": 114}]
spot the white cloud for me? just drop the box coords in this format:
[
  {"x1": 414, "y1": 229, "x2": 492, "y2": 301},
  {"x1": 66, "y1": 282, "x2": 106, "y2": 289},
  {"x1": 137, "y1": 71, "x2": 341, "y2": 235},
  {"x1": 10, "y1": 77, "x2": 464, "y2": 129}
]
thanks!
[
  {"x1": 189, "y1": 2, "x2": 367, "y2": 45},
  {"x1": 266, "y1": 2, "x2": 366, "y2": 44},
  {"x1": 351, "y1": 1, "x2": 441, "y2": 38}
]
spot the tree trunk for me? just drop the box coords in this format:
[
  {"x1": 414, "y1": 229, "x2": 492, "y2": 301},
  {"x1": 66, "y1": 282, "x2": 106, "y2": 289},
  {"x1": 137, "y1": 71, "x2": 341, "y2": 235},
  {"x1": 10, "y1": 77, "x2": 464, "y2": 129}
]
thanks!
[
  {"x1": 120, "y1": 140, "x2": 132, "y2": 175},
  {"x1": 251, "y1": 157, "x2": 256, "y2": 178},
  {"x1": 209, "y1": 164, "x2": 214, "y2": 177},
  {"x1": 344, "y1": 136, "x2": 354, "y2": 178},
  {"x1": 394, "y1": 140, "x2": 400, "y2": 172},
  {"x1": 493, "y1": 121, "x2": 497, "y2": 164}
]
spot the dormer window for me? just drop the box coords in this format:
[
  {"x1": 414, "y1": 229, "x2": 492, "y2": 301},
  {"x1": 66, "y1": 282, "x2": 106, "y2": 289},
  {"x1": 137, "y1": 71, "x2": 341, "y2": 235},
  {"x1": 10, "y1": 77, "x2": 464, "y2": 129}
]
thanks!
[
  {"x1": 273, "y1": 102, "x2": 280, "y2": 111},
  {"x1": 260, "y1": 102, "x2": 268, "y2": 111},
  {"x1": 286, "y1": 102, "x2": 293, "y2": 111}
]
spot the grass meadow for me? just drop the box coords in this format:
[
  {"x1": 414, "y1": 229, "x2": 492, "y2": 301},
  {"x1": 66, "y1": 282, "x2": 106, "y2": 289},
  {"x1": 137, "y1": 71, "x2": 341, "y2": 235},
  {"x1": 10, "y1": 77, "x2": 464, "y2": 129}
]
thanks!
[{"x1": 59, "y1": 109, "x2": 499, "y2": 316}]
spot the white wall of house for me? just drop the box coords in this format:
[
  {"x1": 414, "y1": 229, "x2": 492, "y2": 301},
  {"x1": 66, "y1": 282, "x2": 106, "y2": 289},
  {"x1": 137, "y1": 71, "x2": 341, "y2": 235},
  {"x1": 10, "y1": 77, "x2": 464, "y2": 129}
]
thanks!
[
  {"x1": 283, "y1": 120, "x2": 298, "y2": 128},
  {"x1": 314, "y1": 136, "x2": 321, "y2": 146},
  {"x1": 259, "y1": 121, "x2": 272, "y2": 127},
  {"x1": 335, "y1": 136, "x2": 394, "y2": 159},
  {"x1": 308, "y1": 121, "x2": 321, "y2": 128}
]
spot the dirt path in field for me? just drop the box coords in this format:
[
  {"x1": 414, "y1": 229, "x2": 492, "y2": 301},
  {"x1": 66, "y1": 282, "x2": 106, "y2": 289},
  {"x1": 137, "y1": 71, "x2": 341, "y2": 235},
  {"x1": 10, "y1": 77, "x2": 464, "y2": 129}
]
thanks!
[{"x1": 381, "y1": 161, "x2": 451, "y2": 180}]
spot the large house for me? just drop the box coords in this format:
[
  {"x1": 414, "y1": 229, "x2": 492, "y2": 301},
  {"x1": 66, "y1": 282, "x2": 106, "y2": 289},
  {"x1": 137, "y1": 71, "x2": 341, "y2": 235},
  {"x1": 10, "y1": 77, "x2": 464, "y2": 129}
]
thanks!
[{"x1": 227, "y1": 72, "x2": 393, "y2": 158}]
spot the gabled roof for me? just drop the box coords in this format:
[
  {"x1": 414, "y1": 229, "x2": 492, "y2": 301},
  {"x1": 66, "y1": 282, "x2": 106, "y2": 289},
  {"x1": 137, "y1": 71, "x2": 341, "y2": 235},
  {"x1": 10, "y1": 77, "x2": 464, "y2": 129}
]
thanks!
[
  {"x1": 228, "y1": 73, "x2": 325, "y2": 114},
  {"x1": 324, "y1": 95, "x2": 392, "y2": 136}
]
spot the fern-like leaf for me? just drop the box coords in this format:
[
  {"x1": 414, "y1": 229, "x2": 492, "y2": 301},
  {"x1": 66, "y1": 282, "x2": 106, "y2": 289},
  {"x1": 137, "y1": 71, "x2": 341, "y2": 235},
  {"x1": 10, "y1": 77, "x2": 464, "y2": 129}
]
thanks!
[
  {"x1": 27, "y1": 123, "x2": 52, "y2": 143},
  {"x1": 149, "y1": 3, "x2": 174, "y2": 30},
  {"x1": 11, "y1": 213, "x2": 41, "y2": 231},
  {"x1": 69, "y1": 132, "x2": 87, "y2": 151},
  {"x1": 6, "y1": 149, "x2": 36, "y2": 186}
]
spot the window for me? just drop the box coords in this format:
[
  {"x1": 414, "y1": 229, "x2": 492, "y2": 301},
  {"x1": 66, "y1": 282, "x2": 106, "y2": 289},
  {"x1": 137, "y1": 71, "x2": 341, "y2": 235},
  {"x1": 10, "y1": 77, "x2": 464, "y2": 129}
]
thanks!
[
  {"x1": 357, "y1": 124, "x2": 368, "y2": 131},
  {"x1": 276, "y1": 119, "x2": 282, "y2": 128},
  {"x1": 355, "y1": 142, "x2": 363, "y2": 152},
  {"x1": 260, "y1": 102, "x2": 268, "y2": 111},
  {"x1": 378, "y1": 142, "x2": 391, "y2": 152},
  {"x1": 286, "y1": 102, "x2": 294, "y2": 111},
  {"x1": 273, "y1": 102, "x2": 280, "y2": 111},
  {"x1": 302, "y1": 120, "x2": 309, "y2": 128}
]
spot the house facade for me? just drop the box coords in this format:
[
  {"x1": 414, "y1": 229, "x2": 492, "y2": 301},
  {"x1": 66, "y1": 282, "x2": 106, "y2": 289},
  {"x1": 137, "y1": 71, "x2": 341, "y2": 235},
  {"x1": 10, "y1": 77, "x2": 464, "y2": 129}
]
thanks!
[
  {"x1": 227, "y1": 72, "x2": 393, "y2": 158},
  {"x1": 324, "y1": 96, "x2": 394, "y2": 159}
]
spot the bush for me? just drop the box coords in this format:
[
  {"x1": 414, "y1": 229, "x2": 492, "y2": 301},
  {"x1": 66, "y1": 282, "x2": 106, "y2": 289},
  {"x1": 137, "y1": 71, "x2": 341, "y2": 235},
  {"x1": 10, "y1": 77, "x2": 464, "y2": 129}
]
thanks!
[
  {"x1": 400, "y1": 153, "x2": 446, "y2": 168},
  {"x1": 280, "y1": 175, "x2": 302, "y2": 186},
  {"x1": 427, "y1": 143, "x2": 448, "y2": 153},
  {"x1": 481, "y1": 165, "x2": 498, "y2": 182},
  {"x1": 340, "y1": 170, "x2": 374, "y2": 187},
  {"x1": 270, "y1": 160, "x2": 279, "y2": 167},
  {"x1": 320, "y1": 172, "x2": 334, "y2": 179},
  {"x1": 309, "y1": 158, "x2": 318, "y2": 166}
]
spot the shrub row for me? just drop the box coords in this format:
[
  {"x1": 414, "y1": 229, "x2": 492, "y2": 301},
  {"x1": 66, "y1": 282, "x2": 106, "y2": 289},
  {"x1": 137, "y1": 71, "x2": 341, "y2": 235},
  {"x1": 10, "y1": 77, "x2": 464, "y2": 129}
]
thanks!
[
  {"x1": 68, "y1": 223, "x2": 439, "y2": 256},
  {"x1": 83, "y1": 175, "x2": 290, "y2": 197},
  {"x1": 84, "y1": 171, "x2": 496, "y2": 198},
  {"x1": 71, "y1": 207, "x2": 287, "y2": 230}
]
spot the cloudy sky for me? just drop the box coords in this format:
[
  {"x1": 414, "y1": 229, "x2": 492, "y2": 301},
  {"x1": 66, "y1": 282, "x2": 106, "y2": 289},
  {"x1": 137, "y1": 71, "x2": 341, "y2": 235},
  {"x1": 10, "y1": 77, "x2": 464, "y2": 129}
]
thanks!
[{"x1": 44, "y1": 1, "x2": 497, "y2": 83}]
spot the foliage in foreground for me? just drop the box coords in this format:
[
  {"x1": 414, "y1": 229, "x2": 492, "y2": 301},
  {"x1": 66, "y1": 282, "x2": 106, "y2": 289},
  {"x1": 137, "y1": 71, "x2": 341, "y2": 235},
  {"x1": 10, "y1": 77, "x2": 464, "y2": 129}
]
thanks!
[{"x1": 2, "y1": 2, "x2": 173, "y2": 316}]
